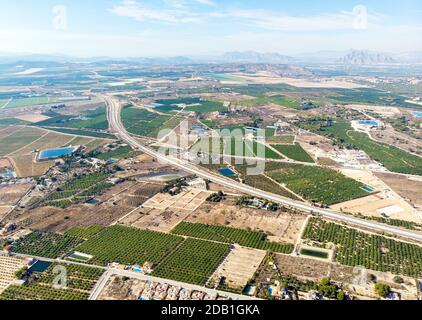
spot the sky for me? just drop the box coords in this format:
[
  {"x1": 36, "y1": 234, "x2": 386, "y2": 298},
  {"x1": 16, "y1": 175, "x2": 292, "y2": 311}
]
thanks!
[{"x1": 0, "y1": 0, "x2": 421, "y2": 57}]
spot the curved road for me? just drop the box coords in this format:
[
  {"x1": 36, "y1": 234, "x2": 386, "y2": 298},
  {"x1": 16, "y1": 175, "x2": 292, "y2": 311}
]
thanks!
[{"x1": 105, "y1": 96, "x2": 422, "y2": 243}]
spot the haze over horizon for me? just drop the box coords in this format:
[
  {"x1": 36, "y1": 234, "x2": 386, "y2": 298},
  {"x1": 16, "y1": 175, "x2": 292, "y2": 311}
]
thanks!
[{"x1": 0, "y1": 0, "x2": 421, "y2": 58}]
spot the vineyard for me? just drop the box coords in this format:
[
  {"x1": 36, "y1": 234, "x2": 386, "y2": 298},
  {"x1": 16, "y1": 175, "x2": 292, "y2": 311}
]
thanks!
[
  {"x1": 45, "y1": 172, "x2": 112, "y2": 207},
  {"x1": 171, "y1": 222, "x2": 294, "y2": 254},
  {"x1": 267, "y1": 164, "x2": 368, "y2": 205},
  {"x1": 75, "y1": 226, "x2": 184, "y2": 266},
  {"x1": 152, "y1": 238, "x2": 230, "y2": 285},
  {"x1": 64, "y1": 225, "x2": 105, "y2": 239},
  {"x1": 0, "y1": 263, "x2": 103, "y2": 300},
  {"x1": 10, "y1": 231, "x2": 83, "y2": 259},
  {"x1": 303, "y1": 218, "x2": 422, "y2": 277}
]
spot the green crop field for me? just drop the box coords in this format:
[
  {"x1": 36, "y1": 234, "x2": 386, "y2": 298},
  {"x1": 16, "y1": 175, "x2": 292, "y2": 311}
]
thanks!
[
  {"x1": 35, "y1": 107, "x2": 109, "y2": 131},
  {"x1": 299, "y1": 119, "x2": 422, "y2": 176},
  {"x1": 94, "y1": 146, "x2": 135, "y2": 160},
  {"x1": 271, "y1": 143, "x2": 315, "y2": 163},
  {"x1": 191, "y1": 136, "x2": 282, "y2": 160},
  {"x1": 152, "y1": 238, "x2": 230, "y2": 285},
  {"x1": 64, "y1": 225, "x2": 105, "y2": 239},
  {"x1": 75, "y1": 226, "x2": 184, "y2": 266},
  {"x1": 0, "y1": 126, "x2": 45, "y2": 157},
  {"x1": 267, "y1": 135, "x2": 295, "y2": 144},
  {"x1": 44, "y1": 127, "x2": 116, "y2": 139},
  {"x1": 121, "y1": 105, "x2": 173, "y2": 137},
  {"x1": 303, "y1": 218, "x2": 422, "y2": 277},
  {"x1": 10, "y1": 231, "x2": 83, "y2": 259},
  {"x1": 171, "y1": 222, "x2": 294, "y2": 254},
  {"x1": 0, "y1": 118, "x2": 29, "y2": 126},
  {"x1": 2, "y1": 97, "x2": 56, "y2": 109},
  {"x1": 267, "y1": 164, "x2": 368, "y2": 205}
]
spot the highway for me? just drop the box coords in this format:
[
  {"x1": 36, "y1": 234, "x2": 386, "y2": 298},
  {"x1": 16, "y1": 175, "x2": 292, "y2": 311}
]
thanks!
[{"x1": 105, "y1": 95, "x2": 422, "y2": 243}]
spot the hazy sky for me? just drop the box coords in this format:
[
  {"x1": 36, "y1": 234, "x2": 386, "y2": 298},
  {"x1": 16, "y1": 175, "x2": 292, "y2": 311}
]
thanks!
[{"x1": 0, "y1": 0, "x2": 421, "y2": 57}]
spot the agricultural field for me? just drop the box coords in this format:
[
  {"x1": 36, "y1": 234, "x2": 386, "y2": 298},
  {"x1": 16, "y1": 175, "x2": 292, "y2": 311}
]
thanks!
[
  {"x1": 0, "y1": 97, "x2": 56, "y2": 109},
  {"x1": 64, "y1": 225, "x2": 105, "y2": 239},
  {"x1": 152, "y1": 238, "x2": 230, "y2": 285},
  {"x1": 75, "y1": 225, "x2": 184, "y2": 266},
  {"x1": 93, "y1": 146, "x2": 135, "y2": 160},
  {"x1": 0, "y1": 255, "x2": 27, "y2": 294},
  {"x1": 267, "y1": 164, "x2": 368, "y2": 205},
  {"x1": 0, "y1": 126, "x2": 45, "y2": 157},
  {"x1": 0, "y1": 263, "x2": 103, "y2": 300},
  {"x1": 271, "y1": 144, "x2": 315, "y2": 163},
  {"x1": 34, "y1": 107, "x2": 109, "y2": 131},
  {"x1": 0, "y1": 118, "x2": 29, "y2": 126},
  {"x1": 9, "y1": 154, "x2": 54, "y2": 177},
  {"x1": 8, "y1": 131, "x2": 75, "y2": 157},
  {"x1": 154, "y1": 97, "x2": 226, "y2": 113},
  {"x1": 303, "y1": 218, "x2": 422, "y2": 278},
  {"x1": 121, "y1": 105, "x2": 173, "y2": 137},
  {"x1": 45, "y1": 127, "x2": 116, "y2": 139},
  {"x1": 267, "y1": 135, "x2": 295, "y2": 144},
  {"x1": 301, "y1": 119, "x2": 422, "y2": 176},
  {"x1": 171, "y1": 222, "x2": 294, "y2": 254},
  {"x1": 243, "y1": 174, "x2": 300, "y2": 200},
  {"x1": 10, "y1": 231, "x2": 83, "y2": 259},
  {"x1": 37, "y1": 263, "x2": 104, "y2": 293},
  {"x1": 45, "y1": 172, "x2": 112, "y2": 208}
]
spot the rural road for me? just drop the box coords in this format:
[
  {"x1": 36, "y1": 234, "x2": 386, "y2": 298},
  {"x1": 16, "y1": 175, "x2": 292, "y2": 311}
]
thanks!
[{"x1": 105, "y1": 95, "x2": 422, "y2": 243}]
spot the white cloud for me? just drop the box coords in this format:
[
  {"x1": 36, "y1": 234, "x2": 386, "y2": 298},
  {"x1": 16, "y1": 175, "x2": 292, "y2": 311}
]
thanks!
[
  {"x1": 194, "y1": 0, "x2": 215, "y2": 6},
  {"x1": 109, "y1": 0, "x2": 204, "y2": 24},
  {"x1": 212, "y1": 8, "x2": 382, "y2": 31}
]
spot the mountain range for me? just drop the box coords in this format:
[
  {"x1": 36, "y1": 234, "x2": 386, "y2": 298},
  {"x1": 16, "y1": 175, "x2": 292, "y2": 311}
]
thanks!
[{"x1": 0, "y1": 50, "x2": 422, "y2": 66}]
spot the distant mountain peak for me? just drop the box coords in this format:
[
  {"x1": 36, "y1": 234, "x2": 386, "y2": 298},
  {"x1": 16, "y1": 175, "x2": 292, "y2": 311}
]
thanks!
[{"x1": 340, "y1": 50, "x2": 397, "y2": 65}]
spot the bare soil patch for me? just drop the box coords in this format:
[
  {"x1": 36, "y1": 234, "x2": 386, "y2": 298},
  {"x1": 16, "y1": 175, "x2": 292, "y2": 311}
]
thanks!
[
  {"x1": 0, "y1": 184, "x2": 32, "y2": 205},
  {"x1": 186, "y1": 197, "x2": 307, "y2": 244}
]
